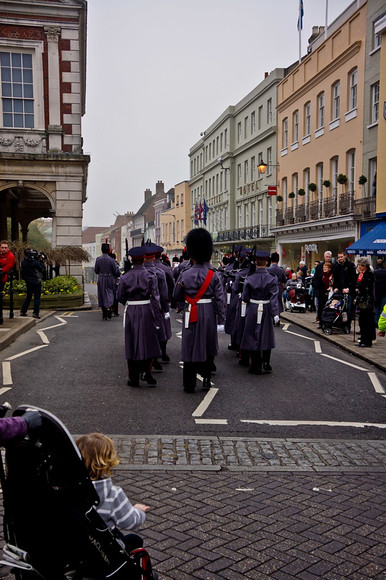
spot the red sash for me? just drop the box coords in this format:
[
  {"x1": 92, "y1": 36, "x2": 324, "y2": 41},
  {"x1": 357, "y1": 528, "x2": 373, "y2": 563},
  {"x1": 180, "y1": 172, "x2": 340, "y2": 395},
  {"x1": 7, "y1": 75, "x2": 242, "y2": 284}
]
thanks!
[{"x1": 185, "y1": 269, "x2": 214, "y2": 323}]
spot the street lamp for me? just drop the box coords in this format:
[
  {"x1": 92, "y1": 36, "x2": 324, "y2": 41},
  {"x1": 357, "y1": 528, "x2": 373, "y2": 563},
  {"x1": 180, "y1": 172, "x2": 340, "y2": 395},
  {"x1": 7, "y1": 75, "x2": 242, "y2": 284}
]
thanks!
[
  {"x1": 218, "y1": 156, "x2": 231, "y2": 172},
  {"x1": 257, "y1": 156, "x2": 279, "y2": 178}
]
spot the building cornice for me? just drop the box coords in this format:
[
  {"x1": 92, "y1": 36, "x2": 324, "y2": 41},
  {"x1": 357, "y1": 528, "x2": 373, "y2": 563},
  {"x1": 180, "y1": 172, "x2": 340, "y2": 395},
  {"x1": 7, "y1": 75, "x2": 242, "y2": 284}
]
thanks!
[{"x1": 277, "y1": 41, "x2": 362, "y2": 112}]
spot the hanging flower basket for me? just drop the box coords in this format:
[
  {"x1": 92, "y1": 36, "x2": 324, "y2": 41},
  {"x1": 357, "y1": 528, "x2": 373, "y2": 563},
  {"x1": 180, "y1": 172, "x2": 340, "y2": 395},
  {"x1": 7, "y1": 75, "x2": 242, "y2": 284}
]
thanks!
[
  {"x1": 308, "y1": 183, "x2": 317, "y2": 192},
  {"x1": 298, "y1": 188, "x2": 305, "y2": 196},
  {"x1": 288, "y1": 192, "x2": 295, "y2": 199},
  {"x1": 277, "y1": 195, "x2": 283, "y2": 202}
]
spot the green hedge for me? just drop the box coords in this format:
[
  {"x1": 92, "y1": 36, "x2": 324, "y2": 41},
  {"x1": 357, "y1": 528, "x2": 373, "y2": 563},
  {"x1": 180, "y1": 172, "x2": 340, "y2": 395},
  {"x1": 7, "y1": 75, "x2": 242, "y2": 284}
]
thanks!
[{"x1": 3, "y1": 276, "x2": 81, "y2": 297}]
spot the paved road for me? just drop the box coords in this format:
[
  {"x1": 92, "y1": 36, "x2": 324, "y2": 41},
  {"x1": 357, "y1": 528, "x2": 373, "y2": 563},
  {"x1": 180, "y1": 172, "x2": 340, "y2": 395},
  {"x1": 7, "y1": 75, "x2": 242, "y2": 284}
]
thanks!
[{"x1": 0, "y1": 296, "x2": 385, "y2": 579}]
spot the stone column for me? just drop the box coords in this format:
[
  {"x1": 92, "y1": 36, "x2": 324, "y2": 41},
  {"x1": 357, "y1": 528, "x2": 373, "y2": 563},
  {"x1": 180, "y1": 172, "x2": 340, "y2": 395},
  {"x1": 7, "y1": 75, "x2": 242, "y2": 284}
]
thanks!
[{"x1": 44, "y1": 27, "x2": 62, "y2": 152}]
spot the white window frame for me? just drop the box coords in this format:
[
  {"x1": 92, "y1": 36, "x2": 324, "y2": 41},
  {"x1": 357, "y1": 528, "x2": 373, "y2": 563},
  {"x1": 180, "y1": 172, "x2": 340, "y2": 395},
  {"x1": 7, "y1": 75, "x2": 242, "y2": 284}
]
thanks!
[
  {"x1": 251, "y1": 111, "x2": 256, "y2": 134},
  {"x1": 293, "y1": 110, "x2": 299, "y2": 143},
  {"x1": 332, "y1": 82, "x2": 340, "y2": 120},
  {"x1": 317, "y1": 92, "x2": 324, "y2": 129},
  {"x1": 370, "y1": 81, "x2": 379, "y2": 124},
  {"x1": 349, "y1": 68, "x2": 358, "y2": 111},
  {"x1": 304, "y1": 102, "x2": 311, "y2": 136},
  {"x1": 267, "y1": 98, "x2": 272, "y2": 124},
  {"x1": 283, "y1": 117, "x2": 288, "y2": 149},
  {"x1": 0, "y1": 39, "x2": 44, "y2": 130}
]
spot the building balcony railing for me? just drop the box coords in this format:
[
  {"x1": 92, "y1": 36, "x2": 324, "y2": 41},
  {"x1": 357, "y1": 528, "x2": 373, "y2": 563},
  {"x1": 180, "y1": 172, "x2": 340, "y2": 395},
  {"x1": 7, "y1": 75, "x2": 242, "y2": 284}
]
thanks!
[
  {"x1": 216, "y1": 225, "x2": 273, "y2": 243},
  {"x1": 353, "y1": 196, "x2": 376, "y2": 220},
  {"x1": 276, "y1": 191, "x2": 355, "y2": 226}
]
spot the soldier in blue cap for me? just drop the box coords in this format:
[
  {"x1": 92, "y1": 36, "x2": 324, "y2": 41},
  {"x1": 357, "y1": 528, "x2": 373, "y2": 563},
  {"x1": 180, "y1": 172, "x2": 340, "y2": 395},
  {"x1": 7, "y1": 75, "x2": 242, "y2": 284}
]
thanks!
[
  {"x1": 240, "y1": 250, "x2": 280, "y2": 374},
  {"x1": 143, "y1": 243, "x2": 171, "y2": 371},
  {"x1": 154, "y1": 244, "x2": 175, "y2": 361},
  {"x1": 116, "y1": 246, "x2": 162, "y2": 387},
  {"x1": 94, "y1": 243, "x2": 120, "y2": 320},
  {"x1": 173, "y1": 228, "x2": 226, "y2": 392}
]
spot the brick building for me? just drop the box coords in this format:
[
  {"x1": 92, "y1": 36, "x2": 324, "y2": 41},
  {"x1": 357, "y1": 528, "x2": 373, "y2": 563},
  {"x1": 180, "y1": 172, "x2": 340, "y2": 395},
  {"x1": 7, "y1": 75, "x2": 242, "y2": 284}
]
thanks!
[{"x1": 0, "y1": 0, "x2": 89, "y2": 281}]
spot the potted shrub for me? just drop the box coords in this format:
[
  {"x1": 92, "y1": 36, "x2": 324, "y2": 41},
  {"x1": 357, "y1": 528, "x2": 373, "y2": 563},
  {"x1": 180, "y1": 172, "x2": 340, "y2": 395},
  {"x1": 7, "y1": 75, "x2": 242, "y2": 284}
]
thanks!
[
  {"x1": 359, "y1": 175, "x2": 367, "y2": 195},
  {"x1": 308, "y1": 183, "x2": 317, "y2": 192},
  {"x1": 288, "y1": 192, "x2": 295, "y2": 199},
  {"x1": 277, "y1": 195, "x2": 283, "y2": 202},
  {"x1": 322, "y1": 180, "x2": 331, "y2": 188},
  {"x1": 298, "y1": 188, "x2": 305, "y2": 196}
]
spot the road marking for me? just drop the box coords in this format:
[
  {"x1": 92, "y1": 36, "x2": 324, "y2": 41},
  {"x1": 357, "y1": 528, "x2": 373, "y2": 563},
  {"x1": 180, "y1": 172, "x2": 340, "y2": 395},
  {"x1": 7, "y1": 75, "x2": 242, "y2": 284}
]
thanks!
[
  {"x1": 4, "y1": 344, "x2": 48, "y2": 361},
  {"x1": 284, "y1": 329, "x2": 315, "y2": 341},
  {"x1": 314, "y1": 341, "x2": 322, "y2": 353},
  {"x1": 36, "y1": 330, "x2": 50, "y2": 344},
  {"x1": 176, "y1": 331, "x2": 182, "y2": 339},
  {"x1": 240, "y1": 419, "x2": 386, "y2": 429},
  {"x1": 194, "y1": 418, "x2": 228, "y2": 425},
  {"x1": 2, "y1": 362, "x2": 12, "y2": 385},
  {"x1": 0, "y1": 387, "x2": 12, "y2": 396},
  {"x1": 282, "y1": 324, "x2": 290, "y2": 331},
  {"x1": 176, "y1": 318, "x2": 182, "y2": 324},
  {"x1": 192, "y1": 388, "x2": 219, "y2": 417},
  {"x1": 320, "y1": 353, "x2": 368, "y2": 371},
  {"x1": 368, "y1": 372, "x2": 385, "y2": 394}
]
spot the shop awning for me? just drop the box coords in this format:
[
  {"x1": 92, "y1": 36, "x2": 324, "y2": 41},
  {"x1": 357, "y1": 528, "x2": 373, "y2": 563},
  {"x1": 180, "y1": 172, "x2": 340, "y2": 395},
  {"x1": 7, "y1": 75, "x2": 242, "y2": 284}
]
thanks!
[{"x1": 346, "y1": 221, "x2": 386, "y2": 256}]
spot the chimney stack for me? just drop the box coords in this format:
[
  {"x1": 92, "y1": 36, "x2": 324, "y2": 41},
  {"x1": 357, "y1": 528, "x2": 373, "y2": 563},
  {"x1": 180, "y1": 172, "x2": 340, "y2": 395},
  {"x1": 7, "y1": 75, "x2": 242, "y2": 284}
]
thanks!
[{"x1": 144, "y1": 188, "x2": 152, "y2": 201}]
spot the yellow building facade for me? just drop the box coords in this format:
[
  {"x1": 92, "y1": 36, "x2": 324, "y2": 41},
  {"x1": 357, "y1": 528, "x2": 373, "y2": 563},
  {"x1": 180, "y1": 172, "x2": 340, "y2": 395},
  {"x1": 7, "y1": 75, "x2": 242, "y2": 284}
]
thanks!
[
  {"x1": 160, "y1": 180, "x2": 190, "y2": 257},
  {"x1": 274, "y1": 1, "x2": 367, "y2": 268}
]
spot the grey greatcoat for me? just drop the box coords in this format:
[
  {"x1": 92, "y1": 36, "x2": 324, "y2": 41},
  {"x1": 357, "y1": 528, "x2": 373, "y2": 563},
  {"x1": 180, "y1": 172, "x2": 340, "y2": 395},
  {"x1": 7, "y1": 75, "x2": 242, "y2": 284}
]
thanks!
[
  {"x1": 173, "y1": 263, "x2": 226, "y2": 362},
  {"x1": 240, "y1": 269, "x2": 279, "y2": 351},
  {"x1": 230, "y1": 265, "x2": 251, "y2": 345},
  {"x1": 144, "y1": 262, "x2": 171, "y2": 341},
  {"x1": 116, "y1": 265, "x2": 162, "y2": 361},
  {"x1": 267, "y1": 262, "x2": 287, "y2": 313},
  {"x1": 94, "y1": 254, "x2": 120, "y2": 309}
]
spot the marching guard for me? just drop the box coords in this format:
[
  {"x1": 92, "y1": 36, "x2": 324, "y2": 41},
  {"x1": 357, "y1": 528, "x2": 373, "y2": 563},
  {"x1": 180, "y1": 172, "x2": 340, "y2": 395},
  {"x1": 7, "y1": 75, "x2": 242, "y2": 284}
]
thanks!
[
  {"x1": 173, "y1": 228, "x2": 226, "y2": 393},
  {"x1": 240, "y1": 250, "x2": 280, "y2": 374},
  {"x1": 116, "y1": 246, "x2": 162, "y2": 387},
  {"x1": 94, "y1": 243, "x2": 120, "y2": 320}
]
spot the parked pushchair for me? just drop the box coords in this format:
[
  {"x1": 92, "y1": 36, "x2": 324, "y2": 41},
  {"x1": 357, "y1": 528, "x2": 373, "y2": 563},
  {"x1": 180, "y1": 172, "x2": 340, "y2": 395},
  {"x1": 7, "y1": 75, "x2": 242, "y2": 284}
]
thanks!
[
  {"x1": 320, "y1": 292, "x2": 349, "y2": 335},
  {"x1": 0, "y1": 405, "x2": 157, "y2": 580},
  {"x1": 284, "y1": 280, "x2": 307, "y2": 313}
]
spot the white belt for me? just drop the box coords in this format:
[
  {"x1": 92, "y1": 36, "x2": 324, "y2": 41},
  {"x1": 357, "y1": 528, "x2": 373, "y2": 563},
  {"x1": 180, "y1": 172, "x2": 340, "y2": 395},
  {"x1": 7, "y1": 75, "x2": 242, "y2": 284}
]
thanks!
[
  {"x1": 249, "y1": 299, "x2": 270, "y2": 324},
  {"x1": 184, "y1": 298, "x2": 212, "y2": 328},
  {"x1": 123, "y1": 299, "x2": 151, "y2": 326}
]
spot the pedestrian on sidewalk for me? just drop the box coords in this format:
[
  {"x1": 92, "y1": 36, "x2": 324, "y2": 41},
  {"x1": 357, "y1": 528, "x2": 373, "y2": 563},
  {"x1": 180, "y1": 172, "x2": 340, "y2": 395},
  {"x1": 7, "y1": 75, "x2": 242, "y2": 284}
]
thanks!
[
  {"x1": 355, "y1": 257, "x2": 376, "y2": 348},
  {"x1": 332, "y1": 250, "x2": 357, "y2": 333},
  {"x1": 173, "y1": 228, "x2": 225, "y2": 392},
  {"x1": 240, "y1": 250, "x2": 280, "y2": 375},
  {"x1": 0, "y1": 240, "x2": 15, "y2": 325},
  {"x1": 312, "y1": 251, "x2": 333, "y2": 324},
  {"x1": 20, "y1": 248, "x2": 46, "y2": 319},
  {"x1": 76, "y1": 433, "x2": 149, "y2": 553}
]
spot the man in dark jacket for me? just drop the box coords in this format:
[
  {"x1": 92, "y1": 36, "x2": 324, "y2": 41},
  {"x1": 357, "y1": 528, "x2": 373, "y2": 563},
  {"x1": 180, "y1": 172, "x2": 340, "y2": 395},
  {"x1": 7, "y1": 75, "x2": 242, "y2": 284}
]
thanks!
[
  {"x1": 332, "y1": 250, "x2": 357, "y2": 333},
  {"x1": 20, "y1": 249, "x2": 46, "y2": 319},
  {"x1": 374, "y1": 259, "x2": 386, "y2": 325}
]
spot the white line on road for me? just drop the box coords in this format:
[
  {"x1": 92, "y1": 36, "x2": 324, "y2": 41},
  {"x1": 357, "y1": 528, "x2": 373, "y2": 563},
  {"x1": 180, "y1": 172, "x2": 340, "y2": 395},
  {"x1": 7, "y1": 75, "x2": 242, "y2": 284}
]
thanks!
[
  {"x1": 4, "y1": 344, "x2": 49, "y2": 361},
  {"x1": 320, "y1": 353, "x2": 368, "y2": 371},
  {"x1": 284, "y1": 329, "x2": 316, "y2": 341},
  {"x1": 368, "y1": 372, "x2": 385, "y2": 394},
  {"x1": 0, "y1": 387, "x2": 12, "y2": 396},
  {"x1": 2, "y1": 362, "x2": 12, "y2": 385},
  {"x1": 176, "y1": 318, "x2": 182, "y2": 324},
  {"x1": 194, "y1": 418, "x2": 228, "y2": 425},
  {"x1": 240, "y1": 419, "x2": 386, "y2": 429},
  {"x1": 282, "y1": 324, "x2": 289, "y2": 331},
  {"x1": 192, "y1": 388, "x2": 219, "y2": 417},
  {"x1": 176, "y1": 331, "x2": 182, "y2": 339},
  {"x1": 36, "y1": 330, "x2": 50, "y2": 344},
  {"x1": 314, "y1": 341, "x2": 322, "y2": 353}
]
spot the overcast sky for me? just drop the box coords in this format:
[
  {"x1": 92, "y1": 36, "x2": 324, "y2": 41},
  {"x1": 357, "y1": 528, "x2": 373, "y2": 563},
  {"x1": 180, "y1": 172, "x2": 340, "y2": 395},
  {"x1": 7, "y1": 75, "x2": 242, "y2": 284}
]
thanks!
[{"x1": 82, "y1": 0, "x2": 353, "y2": 228}]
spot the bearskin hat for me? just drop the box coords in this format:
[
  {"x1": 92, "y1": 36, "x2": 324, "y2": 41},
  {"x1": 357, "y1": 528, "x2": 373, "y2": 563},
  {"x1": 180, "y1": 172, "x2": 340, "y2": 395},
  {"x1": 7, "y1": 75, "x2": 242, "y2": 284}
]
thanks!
[{"x1": 186, "y1": 228, "x2": 213, "y2": 263}]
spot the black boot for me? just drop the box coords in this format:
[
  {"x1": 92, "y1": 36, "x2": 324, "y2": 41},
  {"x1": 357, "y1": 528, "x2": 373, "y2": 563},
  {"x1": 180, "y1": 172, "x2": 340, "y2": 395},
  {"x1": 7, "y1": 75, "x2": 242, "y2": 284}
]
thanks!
[
  {"x1": 141, "y1": 372, "x2": 157, "y2": 386},
  {"x1": 160, "y1": 341, "x2": 170, "y2": 362},
  {"x1": 102, "y1": 308, "x2": 108, "y2": 320},
  {"x1": 262, "y1": 350, "x2": 272, "y2": 373},
  {"x1": 127, "y1": 361, "x2": 140, "y2": 387},
  {"x1": 249, "y1": 351, "x2": 262, "y2": 375},
  {"x1": 153, "y1": 359, "x2": 163, "y2": 371},
  {"x1": 183, "y1": 362, "x2": 196, "y2": 393}
]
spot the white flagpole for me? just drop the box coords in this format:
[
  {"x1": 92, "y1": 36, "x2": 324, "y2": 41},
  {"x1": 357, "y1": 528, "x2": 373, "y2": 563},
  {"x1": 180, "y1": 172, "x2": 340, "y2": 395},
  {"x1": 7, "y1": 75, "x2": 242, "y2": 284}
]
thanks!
[
  {"x1": 325, "y1": 0, "x2": 328, "y2": 39},
  {"x1": 298, "y1": 0, "x2": 302, "y2": 64}
]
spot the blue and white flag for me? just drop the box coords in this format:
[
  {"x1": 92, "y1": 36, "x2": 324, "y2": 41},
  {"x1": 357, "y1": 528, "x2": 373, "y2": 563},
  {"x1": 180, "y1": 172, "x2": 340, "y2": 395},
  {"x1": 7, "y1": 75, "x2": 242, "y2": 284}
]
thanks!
[{"x1": 297, "y1": 0, "x2": 304, "y2": 31}]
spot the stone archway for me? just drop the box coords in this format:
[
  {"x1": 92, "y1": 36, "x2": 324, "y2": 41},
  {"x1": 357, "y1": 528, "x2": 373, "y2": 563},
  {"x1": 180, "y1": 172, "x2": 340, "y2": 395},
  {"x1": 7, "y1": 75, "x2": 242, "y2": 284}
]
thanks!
[{"x1": 0, "y1": 181, "x2": 54, "y2": 243}]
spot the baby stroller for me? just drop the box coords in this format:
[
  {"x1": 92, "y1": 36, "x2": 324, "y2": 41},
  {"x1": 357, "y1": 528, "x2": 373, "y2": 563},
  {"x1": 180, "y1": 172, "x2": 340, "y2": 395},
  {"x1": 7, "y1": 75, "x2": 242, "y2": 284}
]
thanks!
[
  {"x1": 321, "y1": 293, "x2": 349, "y2": 335},
  {"x1": 284, "y1": 280, "x2": 307, "y2": 313},
  {"x1": 0, "y1": 405, "x2": 157, "y2": 580}
]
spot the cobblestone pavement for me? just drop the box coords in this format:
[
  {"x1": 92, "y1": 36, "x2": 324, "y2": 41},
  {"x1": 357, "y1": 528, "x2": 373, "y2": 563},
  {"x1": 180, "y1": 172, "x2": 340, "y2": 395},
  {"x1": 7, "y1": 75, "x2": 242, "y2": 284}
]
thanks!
[{"x1": 0, "y1": 437, "x2": 385, "y2": 579}]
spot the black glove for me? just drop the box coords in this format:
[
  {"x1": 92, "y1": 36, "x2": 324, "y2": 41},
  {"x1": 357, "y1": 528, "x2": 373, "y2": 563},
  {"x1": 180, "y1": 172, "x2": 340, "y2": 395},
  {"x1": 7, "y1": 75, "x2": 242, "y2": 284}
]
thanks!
[{"x1": 23, "y1": 411, "x2": 42, "y2": 433}]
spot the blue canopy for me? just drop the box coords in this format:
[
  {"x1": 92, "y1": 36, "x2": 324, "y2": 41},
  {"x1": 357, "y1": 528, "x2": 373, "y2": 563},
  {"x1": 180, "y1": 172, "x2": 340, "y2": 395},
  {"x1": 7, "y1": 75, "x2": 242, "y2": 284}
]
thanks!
[{"x1": 346, "y1": 221, "x2": 386, "y2": 256}]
